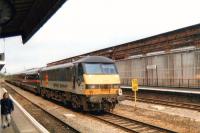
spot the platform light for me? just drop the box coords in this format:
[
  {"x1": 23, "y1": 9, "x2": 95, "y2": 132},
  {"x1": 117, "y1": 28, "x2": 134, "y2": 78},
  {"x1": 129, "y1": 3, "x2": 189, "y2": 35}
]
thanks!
[{"x1": 0, "y1": 0, "x2": 15, "y2": 26}]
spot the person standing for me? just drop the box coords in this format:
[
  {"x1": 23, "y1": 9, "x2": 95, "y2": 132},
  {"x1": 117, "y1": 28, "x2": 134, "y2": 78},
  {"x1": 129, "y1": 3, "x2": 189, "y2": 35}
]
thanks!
[{"x1": 0, "y1": 92, "x2": 14, "y2": 128}]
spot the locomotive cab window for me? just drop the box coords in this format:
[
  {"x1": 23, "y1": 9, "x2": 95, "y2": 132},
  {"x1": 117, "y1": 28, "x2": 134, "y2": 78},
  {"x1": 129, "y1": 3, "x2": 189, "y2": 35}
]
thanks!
[
  {"x1": 102, "y1": 64, "x2": 117, "y2": 74},
  {"x1": 84, "y1": 63, "x2": 117, "y2": 74}
]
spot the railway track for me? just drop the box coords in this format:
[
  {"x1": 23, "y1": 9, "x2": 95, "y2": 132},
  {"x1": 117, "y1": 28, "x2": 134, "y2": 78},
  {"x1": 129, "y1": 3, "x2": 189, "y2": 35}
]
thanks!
[
  {"x1": 2, "y1": 82, "x2": 78, "y2": 133},
  {"x1": 4, "y1": 82, "x2": 175, "y2": 133},
  {"x1": 91, "y1": 112, "x2": 175, "y2": 133},
  {"x1": 125, "y1": 95, "x2": 200, "y2": 111}
]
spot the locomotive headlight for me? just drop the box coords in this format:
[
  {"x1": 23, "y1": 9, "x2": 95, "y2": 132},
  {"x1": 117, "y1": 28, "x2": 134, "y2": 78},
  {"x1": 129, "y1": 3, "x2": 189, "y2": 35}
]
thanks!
[
  {"x1": 90, "y1": 85, "x2": 96, "y2": 89},
  {"x1": 118, "y1": 89, "x2": 123, "y2": 96},
  {"x1": 86, "y1": 84, "x2": 98, "y2": 89}
]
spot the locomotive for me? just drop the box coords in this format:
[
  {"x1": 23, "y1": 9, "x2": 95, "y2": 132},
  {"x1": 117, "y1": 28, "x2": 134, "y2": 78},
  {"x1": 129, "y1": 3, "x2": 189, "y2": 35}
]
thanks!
[{"x1": 7, "y1": 56, "x2": 122, "y2": 111}]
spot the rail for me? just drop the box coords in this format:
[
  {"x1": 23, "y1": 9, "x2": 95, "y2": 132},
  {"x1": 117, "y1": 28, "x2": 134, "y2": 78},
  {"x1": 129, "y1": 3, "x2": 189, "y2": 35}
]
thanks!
[
  {"x1": 91, "y1": 112, "x2": 175, "y2": 133},
  {"x1": 6, "y1": 80, "x2": 176, "y2": 133},
  {"x1": 125, "y1": 95, "x2": 200, "y2": 111}
]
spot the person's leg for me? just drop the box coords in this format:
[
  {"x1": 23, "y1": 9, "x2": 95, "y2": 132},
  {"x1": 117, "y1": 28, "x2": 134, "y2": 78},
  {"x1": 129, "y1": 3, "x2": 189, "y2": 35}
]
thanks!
[
  {"x1": 6, "y1": 114, "x2": 11, "y2": 127},
  {"x1": 1, "y1": 115, "x2": 3, "y2": 127},
  {"x1": 2, "y1": 115, "x2": 7, "y2": 128}
]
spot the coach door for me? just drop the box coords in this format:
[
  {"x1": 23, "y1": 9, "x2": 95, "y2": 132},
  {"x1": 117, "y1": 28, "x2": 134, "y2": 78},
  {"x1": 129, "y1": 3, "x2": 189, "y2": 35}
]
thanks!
[
  {"x1": 72, "y1": 66, "x2": 76, "y2": 89},
  {"x1": 74, "y1": 63, "x2": 84, "y2": 89}
]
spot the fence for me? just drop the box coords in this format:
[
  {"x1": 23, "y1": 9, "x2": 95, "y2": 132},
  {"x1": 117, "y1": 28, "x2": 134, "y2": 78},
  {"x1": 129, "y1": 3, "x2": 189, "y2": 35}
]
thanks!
[
  {"x1": 116, "y1": 49, "x2": 200, "y2": 89},
  {"x1": 121, "y1": 78, "x2": 200, "y2": 88}
]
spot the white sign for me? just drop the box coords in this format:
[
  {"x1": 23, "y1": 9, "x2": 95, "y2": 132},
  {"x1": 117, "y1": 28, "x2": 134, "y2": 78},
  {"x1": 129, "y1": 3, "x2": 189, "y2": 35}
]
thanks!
[{"x1": 147, "y1": 65, "x2": 157, "y2": 70}]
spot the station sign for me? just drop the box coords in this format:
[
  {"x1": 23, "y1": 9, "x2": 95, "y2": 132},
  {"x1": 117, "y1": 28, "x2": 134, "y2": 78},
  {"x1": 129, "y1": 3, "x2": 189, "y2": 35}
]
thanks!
[
  {"x1": 131, "y1": 79, "x2": 139, "y2": 110},
  {"x1": 132, "y1": 79, "x2": 138, "y2": 91},
  {"x1": 147, "y1": 65, "x2": 157, "y2": 70}
]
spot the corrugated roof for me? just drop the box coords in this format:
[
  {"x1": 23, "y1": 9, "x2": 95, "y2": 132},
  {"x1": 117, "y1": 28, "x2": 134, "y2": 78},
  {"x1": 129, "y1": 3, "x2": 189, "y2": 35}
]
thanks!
[
  {"x1": 0, "y1": 0, "x2": 67, "y2": 44},
  {"x1": 47, "y1": 23, "x2": 200, "y2": 66}
]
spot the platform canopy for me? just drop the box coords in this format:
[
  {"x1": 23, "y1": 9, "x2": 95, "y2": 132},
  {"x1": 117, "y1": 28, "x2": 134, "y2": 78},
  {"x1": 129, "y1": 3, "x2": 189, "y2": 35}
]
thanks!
[{"x1": 0, "y1": 0, "x2": 67, "y2": 44}]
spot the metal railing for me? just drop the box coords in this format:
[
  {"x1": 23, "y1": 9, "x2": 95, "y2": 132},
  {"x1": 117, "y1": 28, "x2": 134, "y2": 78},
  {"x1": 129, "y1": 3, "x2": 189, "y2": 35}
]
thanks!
[{"x1": 121, "y1": 78, "x2": 200, "y2": 88}]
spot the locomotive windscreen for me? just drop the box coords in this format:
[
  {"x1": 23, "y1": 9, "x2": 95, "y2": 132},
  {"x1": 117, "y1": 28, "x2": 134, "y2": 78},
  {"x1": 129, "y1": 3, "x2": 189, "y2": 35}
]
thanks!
[{"x1": 84, "y1": 63, "x2": 117, "y2": 74}]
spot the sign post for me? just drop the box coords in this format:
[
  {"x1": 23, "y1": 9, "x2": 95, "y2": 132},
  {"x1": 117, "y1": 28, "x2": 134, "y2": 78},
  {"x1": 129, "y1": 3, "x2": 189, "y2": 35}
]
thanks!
[{"x1": 132, "y1": 79, "x2": 139, "y2": 110}]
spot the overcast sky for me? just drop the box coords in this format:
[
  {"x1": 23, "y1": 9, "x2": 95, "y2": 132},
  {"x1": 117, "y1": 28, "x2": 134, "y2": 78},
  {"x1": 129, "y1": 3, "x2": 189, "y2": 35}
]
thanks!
[{"x1": 1, "y1": 0, "x2": 200, "y2": 73}]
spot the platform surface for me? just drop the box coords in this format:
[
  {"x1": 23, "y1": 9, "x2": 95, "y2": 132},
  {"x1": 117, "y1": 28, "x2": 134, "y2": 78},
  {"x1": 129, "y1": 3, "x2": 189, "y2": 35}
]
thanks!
[
  {"x1": 0, "y1": 87, "x2": 48, "y2": 133},
  {"x1": 121, "y1": 86, "x2": 200, "y2": 94}
]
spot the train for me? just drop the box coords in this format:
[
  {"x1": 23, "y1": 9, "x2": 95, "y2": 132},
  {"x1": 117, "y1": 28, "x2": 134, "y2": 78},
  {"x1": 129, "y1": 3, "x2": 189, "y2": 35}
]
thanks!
[{"x1": 6, "y1": 56, "x2": 122, "y2": 111}]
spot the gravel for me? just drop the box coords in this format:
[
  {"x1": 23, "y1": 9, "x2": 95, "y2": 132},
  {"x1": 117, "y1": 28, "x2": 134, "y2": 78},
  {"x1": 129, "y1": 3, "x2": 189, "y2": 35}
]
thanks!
[{"x1": 2, "y1": 84, "x2": 78, "y2": 133}]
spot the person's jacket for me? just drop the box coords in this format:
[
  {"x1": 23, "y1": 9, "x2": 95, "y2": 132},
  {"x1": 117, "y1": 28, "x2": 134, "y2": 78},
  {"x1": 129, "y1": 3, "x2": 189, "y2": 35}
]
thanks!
[{"x1": 0, "y1": 98, "x2": 14, "y2": 115}]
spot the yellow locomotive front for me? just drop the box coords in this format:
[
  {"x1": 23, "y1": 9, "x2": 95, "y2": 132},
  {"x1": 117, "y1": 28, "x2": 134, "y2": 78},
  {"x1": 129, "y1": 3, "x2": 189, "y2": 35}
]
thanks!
[{"x1": 76, "y1": 56, "x2": 122, "y2": 111}]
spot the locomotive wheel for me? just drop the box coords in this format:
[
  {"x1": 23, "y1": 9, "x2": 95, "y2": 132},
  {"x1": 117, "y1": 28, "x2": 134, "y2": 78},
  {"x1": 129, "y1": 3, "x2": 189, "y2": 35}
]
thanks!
[
  {"x1": 41, "y1": 88, "x2": 44, "y2": 97},
  {"x1": 71, "y1": 95, "x2": 82, "y2": 110},
  {"x1": 41, "y1": 88, "x2": 47, "y2": 99}
]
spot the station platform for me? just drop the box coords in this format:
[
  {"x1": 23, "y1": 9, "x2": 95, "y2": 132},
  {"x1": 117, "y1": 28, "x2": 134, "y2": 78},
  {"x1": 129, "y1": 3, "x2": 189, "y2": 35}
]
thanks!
[
  {"x1": 0, "y1": 88, "x2": 49, "y2": 133},
  {"x1": 0, "y1": 116, "x2": 15, "y2": 133},
  {"x1": 121, "y1": 86, "x2": 200, "y2": 95}
]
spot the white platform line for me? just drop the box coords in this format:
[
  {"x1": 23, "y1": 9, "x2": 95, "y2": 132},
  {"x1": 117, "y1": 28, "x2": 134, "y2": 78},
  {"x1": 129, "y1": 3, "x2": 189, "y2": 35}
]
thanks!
[{"x1": 3, "y1": 88, "x2": 49, "y2": 133}]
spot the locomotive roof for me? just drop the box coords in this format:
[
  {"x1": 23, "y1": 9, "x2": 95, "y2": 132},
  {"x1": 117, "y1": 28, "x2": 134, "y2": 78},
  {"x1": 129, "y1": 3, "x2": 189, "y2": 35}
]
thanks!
[
  {"x1": 75, "y1": 56, "x2": 114, "y2": 63},
  {"x1": 41, "y1": 56, "x2": 114, "y2": 71},
  {"x1": 42, "y1": 62, "x2": 74, "y2": 71}
]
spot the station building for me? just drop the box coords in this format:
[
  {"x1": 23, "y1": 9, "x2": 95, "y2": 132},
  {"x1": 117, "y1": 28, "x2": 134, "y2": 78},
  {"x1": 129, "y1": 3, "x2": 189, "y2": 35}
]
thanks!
[{"x1": 47, "y1": 24, "x2": 200, "y2": 88}]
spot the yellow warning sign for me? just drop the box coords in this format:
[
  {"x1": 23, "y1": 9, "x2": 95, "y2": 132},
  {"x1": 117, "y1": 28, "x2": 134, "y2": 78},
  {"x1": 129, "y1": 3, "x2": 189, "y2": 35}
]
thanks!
[{"x1": 132, "y1": 79, "x2": 138, "y2": 91}]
